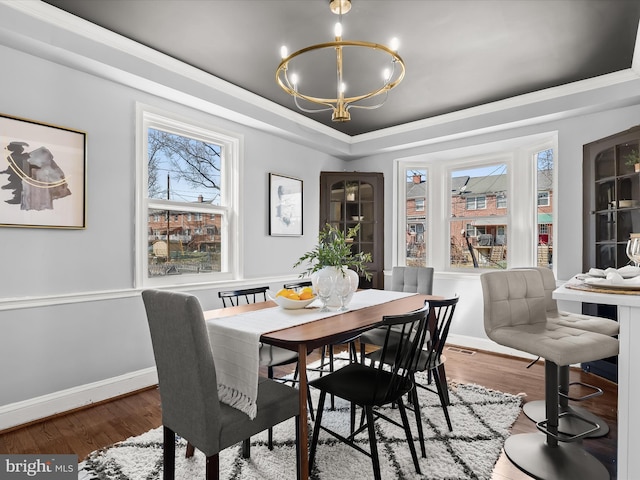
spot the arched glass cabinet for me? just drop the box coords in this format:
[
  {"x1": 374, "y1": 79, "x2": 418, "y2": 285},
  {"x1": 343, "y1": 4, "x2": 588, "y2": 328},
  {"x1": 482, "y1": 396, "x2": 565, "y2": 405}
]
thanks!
[{"x1": 320, "y1": 172, "x2": 384, "y2": 288}]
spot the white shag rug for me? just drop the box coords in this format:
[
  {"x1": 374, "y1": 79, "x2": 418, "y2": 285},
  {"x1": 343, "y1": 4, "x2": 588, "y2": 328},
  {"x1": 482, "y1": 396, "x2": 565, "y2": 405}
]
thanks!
[{"x1": 79, "y1": 362, "x2": 522, "y2": 480}]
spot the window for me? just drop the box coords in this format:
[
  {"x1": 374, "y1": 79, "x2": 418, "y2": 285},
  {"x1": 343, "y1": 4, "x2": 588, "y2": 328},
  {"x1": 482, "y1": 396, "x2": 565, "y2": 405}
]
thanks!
[
  {"x1": 397, "y1": 135, "x2": 556, "y2": 271},
  {"x1": 402, "y1": 170, "x2": 427, "y2": 267},
  {"x1": 536, "y1": 149, "x2": 554, "y2": 266},
  {"x1": 465, "y1": 195, "x2": 486, "y2": 210},
  {"x1": 538, "y1": 191, "x2": 550, "y2": 206},
  {"x1": 450, "y1": 164, "x2": 508, "y2": 269},
  {"x1": 136, "y1": 106, "x2": 240, "y2": 286}
]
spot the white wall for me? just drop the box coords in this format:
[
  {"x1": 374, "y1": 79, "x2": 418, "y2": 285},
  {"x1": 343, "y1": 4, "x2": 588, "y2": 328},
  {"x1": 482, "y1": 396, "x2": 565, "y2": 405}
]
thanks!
[{"x1": 1, "y1": 2, "x2": 639, "y2": 429}]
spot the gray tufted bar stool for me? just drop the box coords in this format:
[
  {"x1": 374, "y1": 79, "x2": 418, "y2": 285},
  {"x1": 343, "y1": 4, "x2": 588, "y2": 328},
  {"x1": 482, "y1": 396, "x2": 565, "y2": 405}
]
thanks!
[
  {"x1": 481, "y1": 269, "x2": 619, "y2": 480},
  {"x1": 518, "y1": 267, "x2": 619, "y2": 439}
]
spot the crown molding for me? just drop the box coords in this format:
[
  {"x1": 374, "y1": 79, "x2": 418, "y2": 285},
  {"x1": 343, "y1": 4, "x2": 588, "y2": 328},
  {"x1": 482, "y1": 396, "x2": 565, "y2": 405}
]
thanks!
[{"x1": 2, "y1": 2, "x2": 640, "y2": 160}]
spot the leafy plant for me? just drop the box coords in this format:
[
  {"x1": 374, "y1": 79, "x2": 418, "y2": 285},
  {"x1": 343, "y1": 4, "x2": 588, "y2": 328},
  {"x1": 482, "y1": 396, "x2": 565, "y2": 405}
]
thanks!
[
  {"x1": 294, "y1": 223, "x2": 372, "y2": 279},
  {"x1": 624, "y1": 149, "x2": 640, "y2": 166}
]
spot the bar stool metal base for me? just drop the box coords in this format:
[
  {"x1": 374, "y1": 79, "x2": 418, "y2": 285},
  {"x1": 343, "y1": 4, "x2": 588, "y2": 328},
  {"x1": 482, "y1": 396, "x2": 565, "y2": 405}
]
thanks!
[
  {"x1": 523, "y1": 400, "x2": 609, "y2": 438},
  {"x1": 504, "y1": 433, "x2": 610, "y2": 480}
]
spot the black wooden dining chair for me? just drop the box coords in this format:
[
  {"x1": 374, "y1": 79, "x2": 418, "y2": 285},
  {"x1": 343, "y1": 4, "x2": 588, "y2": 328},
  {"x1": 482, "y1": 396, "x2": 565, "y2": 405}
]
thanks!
[
  {"x1": 218, "y1": 286, "x2": 270, "y2": 307},
  {"x1": 217, "y1": 285, "x2": 314, "y2": 448},
  {"x1": 282, "y1": 280, "x2": 313, "y2": 290},
  {"x1": 141, "y1": 289, "x2": 300, "y2": 480},
  {"x1": 367, "y1": 296, "x2": 459, "y2": 457},
  {"x1": 358, "y1": 266, "x2": 448, "y2": 407},
  {"x1": 308, "y1": 303, "x2": 429, "y2": 480}
]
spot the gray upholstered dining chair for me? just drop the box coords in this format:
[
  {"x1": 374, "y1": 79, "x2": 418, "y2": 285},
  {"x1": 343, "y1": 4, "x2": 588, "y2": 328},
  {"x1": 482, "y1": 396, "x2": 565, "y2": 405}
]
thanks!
[
  {"x1": 141, "y1": 289, "x2": 300, "y2": 480},
  {"x1": 481, "y1": 269, "x2": 618, "y2": 480},
  {"x1": 391, "y1": 266, "x2": 434, "y2": 294}
]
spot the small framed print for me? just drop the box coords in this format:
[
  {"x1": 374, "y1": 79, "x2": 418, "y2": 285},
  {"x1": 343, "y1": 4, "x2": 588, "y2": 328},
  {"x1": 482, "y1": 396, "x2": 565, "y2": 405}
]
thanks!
[
  {"x1": 0, "y1": 113, "x2": 86, "y2": 229},
  {"x1": 269, "y1": 173, "x2": 303, "y2": 236}
]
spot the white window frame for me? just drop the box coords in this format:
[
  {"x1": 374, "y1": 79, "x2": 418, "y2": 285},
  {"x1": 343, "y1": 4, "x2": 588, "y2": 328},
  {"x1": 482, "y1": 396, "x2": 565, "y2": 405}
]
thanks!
[
  {"x1": 394, "y1": 134, "x2": 556, "y2": 271},
  {"x1": 135, "y1": 104, "x2": 241, "y2": 287},
  {"x1": 415, "y1": 198, "x2": 425, "y2": 211}
]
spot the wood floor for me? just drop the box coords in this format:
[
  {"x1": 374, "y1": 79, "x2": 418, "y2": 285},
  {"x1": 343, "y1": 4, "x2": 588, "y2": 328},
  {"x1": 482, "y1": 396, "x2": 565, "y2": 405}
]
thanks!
[{"x1": 0, "y1": 346, "x2": 617, "y2": 479}]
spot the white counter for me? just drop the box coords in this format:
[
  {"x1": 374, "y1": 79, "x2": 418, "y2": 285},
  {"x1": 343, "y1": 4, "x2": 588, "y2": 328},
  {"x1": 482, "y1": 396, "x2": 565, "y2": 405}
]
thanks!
[{"x1": 553, "y1": 281, "x2": 638, "y2": 480}]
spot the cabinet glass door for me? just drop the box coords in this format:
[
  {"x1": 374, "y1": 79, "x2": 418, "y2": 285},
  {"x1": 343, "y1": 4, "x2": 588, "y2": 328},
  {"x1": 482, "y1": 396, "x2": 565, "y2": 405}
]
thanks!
[
  {"x1": 329, "y1": 179, "x2": 376, "y2": 263},
  {"x1": 590, "y1": 137, "x2": 640, "y2": 268}
]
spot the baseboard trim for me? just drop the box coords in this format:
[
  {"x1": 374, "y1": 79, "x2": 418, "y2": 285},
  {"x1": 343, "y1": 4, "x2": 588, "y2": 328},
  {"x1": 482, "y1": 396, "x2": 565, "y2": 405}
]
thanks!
[{"x1": 0, "y1": 367, "x2": 158, "y2": 431}]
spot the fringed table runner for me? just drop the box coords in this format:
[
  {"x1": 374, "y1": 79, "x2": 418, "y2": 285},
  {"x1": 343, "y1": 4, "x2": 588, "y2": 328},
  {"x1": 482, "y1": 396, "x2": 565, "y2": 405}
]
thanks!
[{"x1": 205, "y1": 290, "x2": 416, "y2": 418}]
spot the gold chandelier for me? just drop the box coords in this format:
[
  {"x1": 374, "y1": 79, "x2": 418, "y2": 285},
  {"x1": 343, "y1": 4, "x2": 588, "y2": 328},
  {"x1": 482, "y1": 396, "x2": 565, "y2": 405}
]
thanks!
[{"x1": 276, "y1": 0, "x2": 406, "y2": 122}]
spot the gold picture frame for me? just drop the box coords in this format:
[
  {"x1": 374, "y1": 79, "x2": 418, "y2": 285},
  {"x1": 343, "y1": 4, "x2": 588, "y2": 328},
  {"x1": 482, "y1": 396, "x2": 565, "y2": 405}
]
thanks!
[
  {"x1": 269, "y1": 173, "x2": 303, "y2": 236},
  {"x1": 0, "y1": 113, "x2": 86, "y2": 229}
]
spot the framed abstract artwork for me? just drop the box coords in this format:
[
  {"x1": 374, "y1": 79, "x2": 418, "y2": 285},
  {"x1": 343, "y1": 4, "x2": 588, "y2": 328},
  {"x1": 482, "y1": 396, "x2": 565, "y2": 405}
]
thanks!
[
  {"x1": 0, "y1": 113, "x2": 86, "y2": 229},
  {"x1": 269, "y1": 173, "x2": 303, "y2": 236}
]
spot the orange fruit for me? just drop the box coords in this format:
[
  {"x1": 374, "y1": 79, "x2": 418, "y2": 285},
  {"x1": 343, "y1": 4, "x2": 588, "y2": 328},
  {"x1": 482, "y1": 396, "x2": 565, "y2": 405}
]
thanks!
[
  {"x1": 276, "y1": 288, "x2": 293, "y2": 298},
  {"x1": 285, "y1": 291, "x2": 301, "y2": 300},
  {"x1": 299, "y1": 291, "x2": 314, "y2": 300}
]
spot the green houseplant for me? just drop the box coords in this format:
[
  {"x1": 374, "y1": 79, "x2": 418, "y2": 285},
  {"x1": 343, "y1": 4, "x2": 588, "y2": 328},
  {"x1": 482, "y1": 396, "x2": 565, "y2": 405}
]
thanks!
[
  {"x1": 294, "y1": 223, "x2": 372, "y2": 280},
  {"x1": 624, "y1": 149, "x2": 640, "y2": 172}
]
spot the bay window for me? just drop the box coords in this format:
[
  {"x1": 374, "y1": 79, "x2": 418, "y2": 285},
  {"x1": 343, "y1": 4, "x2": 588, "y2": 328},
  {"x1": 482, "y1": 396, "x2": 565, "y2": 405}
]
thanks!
[{"x1": 396, "y1": 136, "x2": 555, "y2": 271}]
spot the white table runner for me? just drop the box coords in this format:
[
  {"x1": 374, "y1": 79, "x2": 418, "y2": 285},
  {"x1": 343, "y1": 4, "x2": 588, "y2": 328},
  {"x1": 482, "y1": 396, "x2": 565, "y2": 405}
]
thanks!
[{"x1": 206, "y1": 289, "x2": 417, "y2": 418}]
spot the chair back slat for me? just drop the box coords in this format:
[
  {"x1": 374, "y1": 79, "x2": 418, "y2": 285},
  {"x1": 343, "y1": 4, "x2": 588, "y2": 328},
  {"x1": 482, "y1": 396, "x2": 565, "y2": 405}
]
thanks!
[
  {"x1": 418, "y1": 296, "x2": 459, "y2": 371},
  {"x1": 218, "y1": 286, "x2": 269, "y2": 307}
]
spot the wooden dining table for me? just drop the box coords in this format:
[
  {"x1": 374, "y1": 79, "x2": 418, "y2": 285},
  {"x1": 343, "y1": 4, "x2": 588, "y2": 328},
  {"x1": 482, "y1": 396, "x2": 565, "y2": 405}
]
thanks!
[{"x1": 203, "y1": 291, "x2": 437, "y2": 480}]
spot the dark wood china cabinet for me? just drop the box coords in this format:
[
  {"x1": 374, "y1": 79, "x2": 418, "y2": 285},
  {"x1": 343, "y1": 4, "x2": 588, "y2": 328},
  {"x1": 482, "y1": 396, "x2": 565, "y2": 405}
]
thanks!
[
  {"x1": 582, "y1": 125, "x2": 640, "y2": 381},
  {"x1": 320, "y1": 172, "x2": 384, "y2": 289}
]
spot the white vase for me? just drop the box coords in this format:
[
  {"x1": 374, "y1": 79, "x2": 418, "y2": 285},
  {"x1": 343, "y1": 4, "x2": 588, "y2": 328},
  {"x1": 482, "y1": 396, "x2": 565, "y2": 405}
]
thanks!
[{"x1": 311, "y1": 266, "x2": 359, "y2": 308}]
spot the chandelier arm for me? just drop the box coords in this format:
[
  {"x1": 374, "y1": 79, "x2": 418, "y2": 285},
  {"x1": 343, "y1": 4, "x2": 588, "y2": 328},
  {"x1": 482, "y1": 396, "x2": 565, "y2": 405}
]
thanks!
[
  {"x1": 293, "y1": 95, "x2": 335, "y2": 113},
  {"x1": 341, "y1": 58, "x2": 405, "y2": 105},
  {"x1": 347, "y1": 90, "x2": 389, "y2": 111}
]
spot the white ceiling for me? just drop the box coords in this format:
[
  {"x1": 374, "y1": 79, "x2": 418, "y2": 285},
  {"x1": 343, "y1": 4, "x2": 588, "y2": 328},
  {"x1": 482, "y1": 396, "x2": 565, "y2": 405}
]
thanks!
[{"x1": 43, "y1": 0, "x2": 640, "y2": 137}]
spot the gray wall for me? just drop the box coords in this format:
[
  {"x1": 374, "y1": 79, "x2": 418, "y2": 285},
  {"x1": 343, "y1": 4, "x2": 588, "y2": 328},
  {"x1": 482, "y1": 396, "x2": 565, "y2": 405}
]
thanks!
[
  {"x1": 1, "y1": 2, "x2": 639, "y2": 427},
  {"x1": 0, "y1": 39, "x2": 341, "y2": 406}
]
